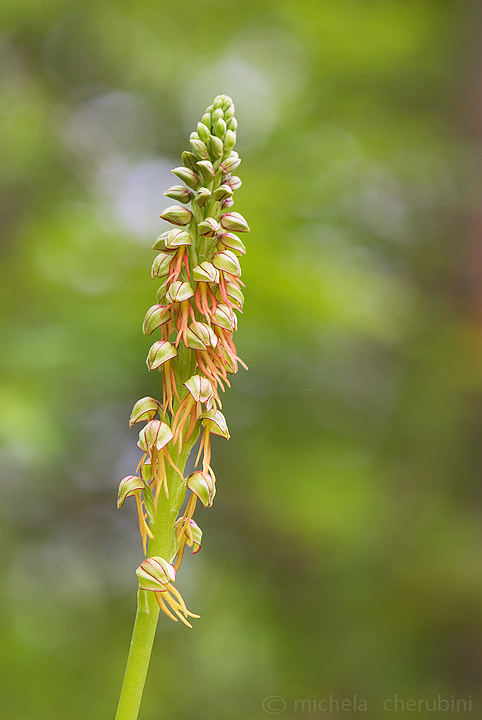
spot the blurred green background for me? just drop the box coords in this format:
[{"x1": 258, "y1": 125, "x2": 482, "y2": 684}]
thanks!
[{"x1": 1, "y1": 1, "x2": 482, "y2": 718}]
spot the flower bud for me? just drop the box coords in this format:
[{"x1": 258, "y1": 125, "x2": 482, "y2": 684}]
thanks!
[
  {"x1": 185, "y1": 328, "x2": 206, "y2": 351},
  {"x1": 195, "y1": 322, "x2": 218, "y2": 348},
  {"x1": 185, "y1": 322, "x2": 218, "y2": 350},
  {"x1": 212, "y1": 184, "x2": 233, "y2": 202},
  {"x1": 212, "y1": 249, "x2": 241, "y2": 277},
  {"x1": 146, "y1": 340, "x2": 177, "y2": 370},
  {"x1": 159, "y1": 205, "x2": 193, "y2": 226},
  {"x1": 190, "y1": 138, "x2": 209, "y2": 160},
  {"x1": 198, "y1": 217, "x2": 220, "y2": 237},
  {"x1": 164, "y1": 185, "x2": 193, "y2": 204},
  {"x1": 118, "y1": 475, "x2": 154, "y2": 523},
  {"x1": 193, "y1": 187, "x2": 211, "y2": 208},
  {"x1": 209, "y1": 135, "x2": 224, "y2": 158},
  {"x1": 201, "y1": 112, "x2": 211, "y2": 127},
  {"x1": 138, "y1": 419, "x2": 174, "y2": 452},
  {"x1": 184, "y1": 375, "x2": 214, "y2": 403},
  {"x1": 192, "y1": 261, "x2": 219, "y2": 283},
  {"x1": 227, "y1": 116, "x2": 237, "y2": 131},
  {"x1": 164, "y1": 229, "x2": 192, "y2": 249},
  {"x1": 152, "y1": 231, "x2": 170, "y2": 251},
  {"x1": 196, "y1": 160, "x2": 215, "y2": 181},
  {"x1": 197, "y1": 122, "x2": 210, "y2": 143},
  {"x1": 218, "y1": 233, "x2": 246, "y2": 256},
  {"x1": 221, "y1": 152, "x2": 241, "y2": 173},
  {"x1": 172, "y1": 166, "x2": 199, "y2": 189},
  {"x1": 220, "y1": 212, "x2": 249, "y2": 233},
  {"x1": 214, "y1": 118, "x2": 226, "y2": 138},
  {"x1": 225, "y1": 283, "x2": 245, "y2": 309},
  {"x1": 142, "y1": 304, "x2": 170, "y2": 335},
  {"x1": 181, "y1": 151, "x2": 198, "y2": 172},
  {"x1": 117, "y1": 475, "x2": 144, "y2": 508},
  {"x1": 200, "y1": 409, "x2": 230, "y2": 439},
  {"x1": 224, "y1": 129, "x2": 236, "y2": 152},
  {"x1": 166, "y1": 280, "x2": 194, "y2": 304},
  {"x1": 186, "y1": 471, "x2": 216, "y2": 507},
  {"x1": 129, "y1": 396, "x2": 161, "y2": 426},
  {"x1": 151, "y1": 251, "x2": 174, "y2": 278},
  {"x1": 137, "y1": 557, "x2": 176, "y2": 591},
  {"x1": 226, "y1": 175, "x2": 242, "y2": 191},
  {"x1": 212, "y1": 303, "x2": 237, "y2": 331}
]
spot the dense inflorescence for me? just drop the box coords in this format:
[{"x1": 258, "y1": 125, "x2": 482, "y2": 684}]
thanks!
[{"x1": 117, "y1": 95, "x2": 248, "y2": 626}]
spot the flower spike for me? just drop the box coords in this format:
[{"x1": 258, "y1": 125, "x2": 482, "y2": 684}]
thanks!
[{"x1": 117, "y1": 95, "x2": 248, "y2": 637}]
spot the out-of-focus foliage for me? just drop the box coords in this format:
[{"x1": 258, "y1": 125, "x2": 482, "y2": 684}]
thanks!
[{"x1": 1, "y1": 1, "x2": 481, "y2": 718}]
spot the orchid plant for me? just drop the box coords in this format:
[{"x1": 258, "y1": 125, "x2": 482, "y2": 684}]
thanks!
[{"x1": 114, "y1": 95, "x2": 248, "y2": 720}]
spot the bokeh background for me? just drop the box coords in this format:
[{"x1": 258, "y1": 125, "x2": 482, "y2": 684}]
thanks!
[{"x1": 1, "y1": 1, "x2": 482, "y2": 718}]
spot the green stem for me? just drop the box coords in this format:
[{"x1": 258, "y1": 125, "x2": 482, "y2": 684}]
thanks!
[
  {"x1": 114, "y1": 456, "x2": 187, "y2": 720},
  {"x1": 114, "y1": 590, "x2": 160, "y2": 720}
]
